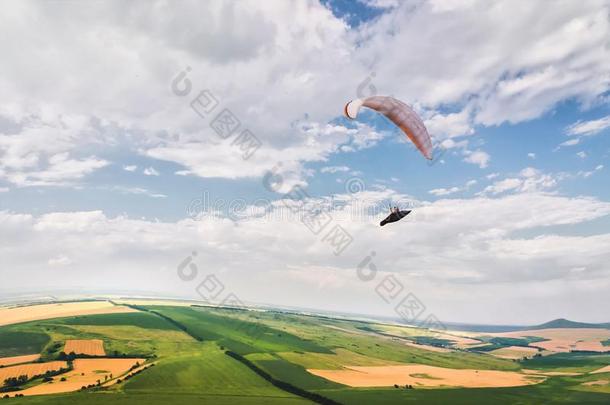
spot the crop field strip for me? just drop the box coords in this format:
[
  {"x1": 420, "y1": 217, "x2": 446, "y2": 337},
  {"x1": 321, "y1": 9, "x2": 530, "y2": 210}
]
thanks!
[
  {"x1": 0, "y1": 301, "x2": 138, "y2": 327},
  {"x1": 0, "y1": 354, "x2": 41, "y2": 367},
  {"x1": 0, "y1": 361, "x2": 67, "y2": 381}
]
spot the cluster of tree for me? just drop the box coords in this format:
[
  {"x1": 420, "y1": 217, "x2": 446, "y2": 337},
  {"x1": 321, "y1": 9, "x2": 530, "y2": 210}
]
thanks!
[
  {"x1": 57, "y1": 351, "x2": 78, "y2": 361},
  {"x1": 393, "y1": 384, "x2": 415, "y2": 389},
  {"x1": 31, "y1": 366, "x2": 72, "y2": 383},
  {"x1": 80, "y1": 381, "x2": 102, "y2": 391},
  {"x1": 2, "y1": 393, "x2": 24, "y2": 398},
  {"x1": 569, "y1": 350, "x2": 602, "y2": 354},
  {"x1": 224, "y1": 351, "x2": 342, "y2": 405},
  {"x1": 80, "y1": 363, "x2": 155, "y2": 391},
  {"x1": 122, "y1": 364, "x2": 155, "y2": 382},
  {"x1": 2, "y1": 375, "x2": 28, "y2": 388},
  {"x1": 46, "y1": 342, "x2": 63, "y2": 355},
  {"x1": 58, "y1": 349, "x2": 151, "y2": 361},
  {"x1": 519, "y1": 353, "x2": 543, "y2": 362}
]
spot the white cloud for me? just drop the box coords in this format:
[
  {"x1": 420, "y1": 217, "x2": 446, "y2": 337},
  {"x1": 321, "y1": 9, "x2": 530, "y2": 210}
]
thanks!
[
  {"x1": 0, "y1": 187, "x2": 9, "y2": 192},
  {"x1": 429, "y1": 186, "x2": 461, "y2": 196},
  {"x1": 123, "y1": 165, "x2": 137, "y2": 172},
  {"x1": 463, "y1": 149, "x2": 490, "y2": 168},
  {"x1": 429, "y1": 179, "x2": 477, "y2": 196},
  {"x1": 2, "y1": 189, "x2": 610, "y2": 324},
  {"x1": 48, "y1": 254, "x2": 72, "y2": 267},
  {"x1": 6, "y1": 153, "x2": 108, "y2": 187},
  {"x1": 425, "y1": 108, "x2": 474, "y2": 139},
  {"x1": 566, "y1": 115, "x2": 610, "y2": 136},
  {"x1": 481, "y1": 167, "x2": 557, "y2": 195},
  {"x1": 528, "y1": 152, "x2": 536, "y2": 159},
  {"x1": 0, "y1": 1, "x2": 607, "y2": 185},
  {"x1": 320, "y1": 165, "x2": 350, "y2": 174},
  {"x1": 576, "y1": 164, "x2": 604, "y2": 178},
  {"x1": 359, "y1": 0, "x2": 610, "y2": 128},
  {"x1": 482, "y1": 164, "x2": 604, "y2": 197},
  {"x1": 560, "y1": 115, "x2": 610, "y2": 149},
  {"x1": 0, "y1": 113, "x2": 109, "y2": 187},
  {"x1": 482, "y1": 177, "x2": 522, "y2": 195},
  {"x1": 109, "y1": 186, "x2": 167, "y2": 199},
  {"x1": 360, "y1": 0, "x2": 400, "y2": 10},
  {"x1": 143, "y1": 167, "x2": 160, "y2": 176},
  {"x1": 576, "y1": 151, "x2": 587, "y2": 159},
  {"x1": 559, "y1": 138, "x2": 580, "y2": 147}
]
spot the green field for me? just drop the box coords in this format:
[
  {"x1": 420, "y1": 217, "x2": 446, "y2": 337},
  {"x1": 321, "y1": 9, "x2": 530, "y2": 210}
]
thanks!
[
  {"x1": 468, "y1": 336, "x2": 547, "y2": 352},
  {"x1": 519, "y1": 352, "x2": 610, "y2": 373},
  {"x1": 60, "y1": 312, "x2": 179, "y2": 330},
  {"x1": 1, "y1": 302, "x2": 609, "y2": 404},
  {"x1": 124, "y1": 342, "x2": 303, "y2": 398},
  {"x1": 322, "y1": 377, "x2": 610, "y2": 405},
  {"x1": 0, "y1": 330, "x2": 50, "y2": 357}
]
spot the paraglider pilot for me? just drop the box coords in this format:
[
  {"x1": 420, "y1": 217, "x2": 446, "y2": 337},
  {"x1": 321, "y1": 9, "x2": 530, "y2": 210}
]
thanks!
[{"x1": 380, "y1": 206, "x2": 411, "y2": 227}]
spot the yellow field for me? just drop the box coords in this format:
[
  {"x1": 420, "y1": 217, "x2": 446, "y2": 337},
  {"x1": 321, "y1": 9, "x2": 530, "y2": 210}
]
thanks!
[
  {"x1": 308, "y1": 364, "x2": 545, "y2": 388},
  {"x1": 493, "y1": 328, "x2": 610, "y2": 353},
  {"x1": 522, "y1": 369, "x2": 581, "y2": 376},
  {"x1": 591, "y1": 365, "x2": 610, "y2": 374},
  {"x1": 0, "y1": 301, "x2": 137, "y2": 327},
  {"x1": 370, "y1": 324, "x2": 482, "y2": 349},
  {"x1": 583, "y1": 380, "x2": 609, "y2": 386},
  {"x1": 64, "y1": 339, "x2": 105, "y2": 356},
  {"x1": 0, "y1": 354, "x2": 40, "y2": 367},
  {"x1": 112, "y1": 298, "x2": 196, "y2": 307},
  {"x1": 9, "y1": 358, "x2": 144, "y2": 397},
  {"x1": 0, "y1": 361, "x2": 67, "y2": 382},
  {"x1": 488, "y1": 345, "x2": 539, "y2": 360}
]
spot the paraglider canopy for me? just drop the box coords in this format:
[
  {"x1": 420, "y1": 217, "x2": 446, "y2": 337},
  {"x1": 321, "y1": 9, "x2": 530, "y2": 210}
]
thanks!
[{"x1": 344, "y1": 96, "x2": 433, "y2": 160}]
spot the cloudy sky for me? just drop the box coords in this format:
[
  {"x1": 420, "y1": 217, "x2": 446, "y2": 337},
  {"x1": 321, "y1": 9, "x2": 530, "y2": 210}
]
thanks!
[{"x1": 1, "y1": 0, "x2": 609, "y2": 325}]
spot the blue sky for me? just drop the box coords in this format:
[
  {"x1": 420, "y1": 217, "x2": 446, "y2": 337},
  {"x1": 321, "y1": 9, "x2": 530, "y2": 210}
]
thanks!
[
  {"x1": 1, "y1": 0, "x2": 609, "y2": 324},
  {"x1": 3, "y1": 95, "x2": 608, "y2": 222}
]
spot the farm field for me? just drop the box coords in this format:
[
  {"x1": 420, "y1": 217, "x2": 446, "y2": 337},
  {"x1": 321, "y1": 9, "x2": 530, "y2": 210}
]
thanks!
[
  {"x1": 308, "y1": 364, "x2": 544, "y2": 388},
  {"x1": 0, "y1": 361, "x2": 67, "y2": 382},
  {"x1": 490, "y1": 328, "x2": 610, "y2": 353},
  {"x1": 63, "y1": 340, "x2": 105, "y2": 356},
  {"x1": 12, "y1": 358, "x2": 145, "y2": 397},
  {"x1": 488, "y1": 346, "x2": 540, "y2": 360},
  {"x1": 0, "y1": 302, "x2": 137, "y2": 327},
  {"x1": 592, "y1": 365, "x2": 610, "y2": 374},
  {"x1": 0, "y1": 355, "x2": 40, "y2": 367},
  {"x1": 0, "y1": 331, "x2": 50, "y2": 357},
  {"x1": 0, "y1": 300, "x2": 607, "y2": 404}
]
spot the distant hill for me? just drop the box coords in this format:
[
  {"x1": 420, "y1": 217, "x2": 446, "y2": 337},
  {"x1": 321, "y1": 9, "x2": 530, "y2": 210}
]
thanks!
[
  {"x1": 528, "y1": 318, "x2": 610, "y2": 330},
  {"x1": 438, "y1": 318, "x2": 610, "y2": 333}
]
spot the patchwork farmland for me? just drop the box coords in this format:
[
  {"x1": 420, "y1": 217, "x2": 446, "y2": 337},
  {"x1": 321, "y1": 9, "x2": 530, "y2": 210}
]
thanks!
[{"x1": 0, "y1": 300, "x2": 608, "y2": 404}]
